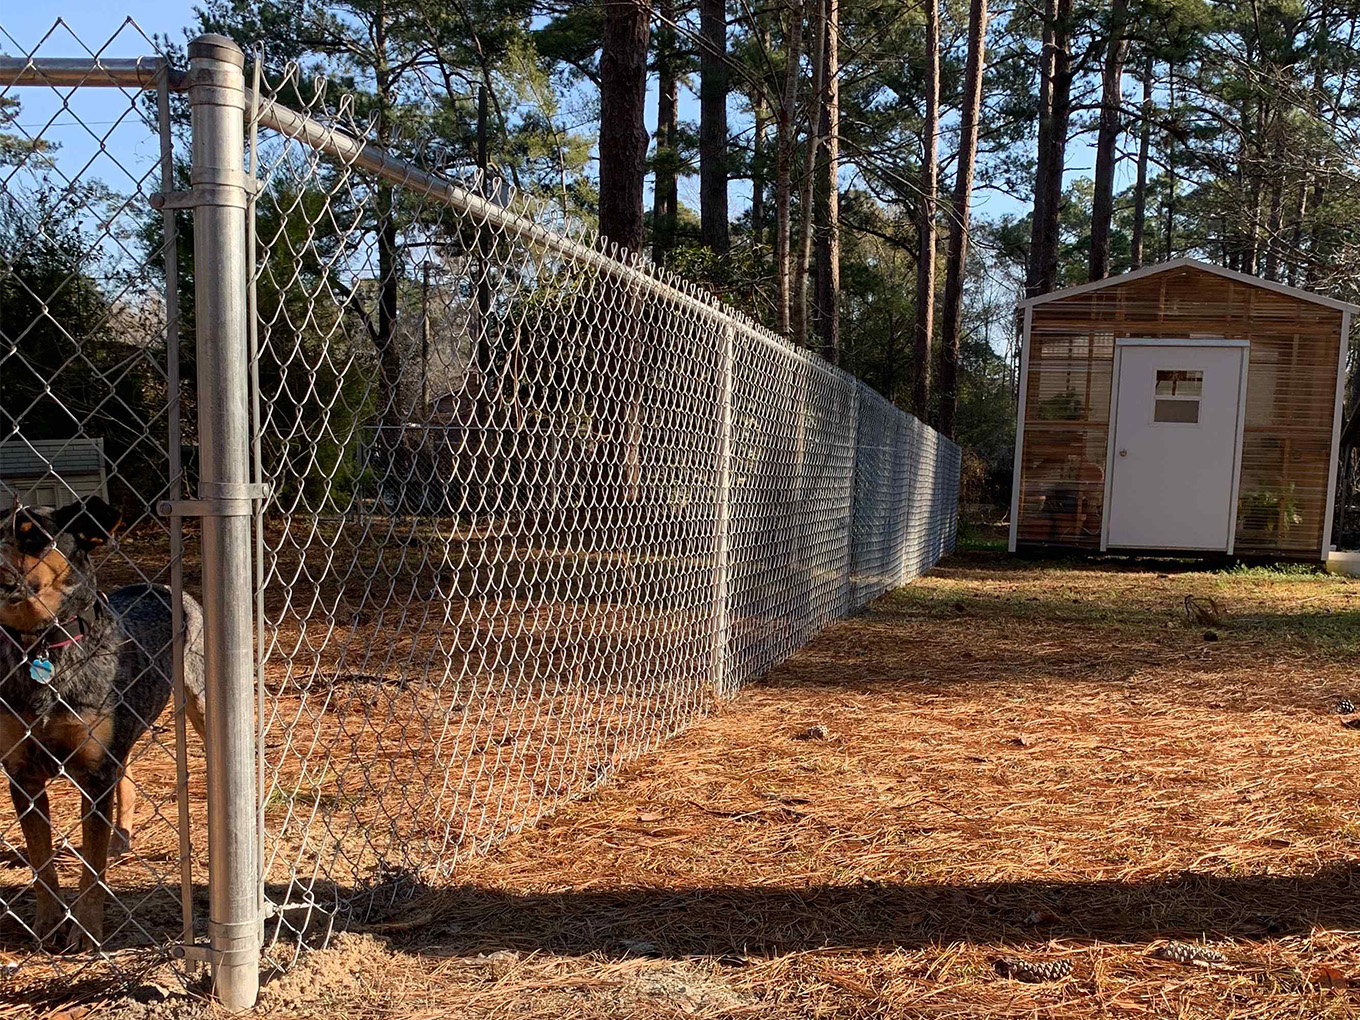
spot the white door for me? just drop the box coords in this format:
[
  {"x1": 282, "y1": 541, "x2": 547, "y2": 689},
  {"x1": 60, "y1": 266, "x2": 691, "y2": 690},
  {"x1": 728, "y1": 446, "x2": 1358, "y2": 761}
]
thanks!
[{"x1": 1106, "y1": 342, "x2": 1247, "y2": 551}]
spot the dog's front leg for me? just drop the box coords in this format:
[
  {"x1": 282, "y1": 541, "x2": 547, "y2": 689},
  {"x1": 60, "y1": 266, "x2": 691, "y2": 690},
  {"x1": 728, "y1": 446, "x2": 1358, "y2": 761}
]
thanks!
[
  {"x1": 8, "y1": 774, "x2": 63, "y2": 942},
  {"x1": 110, "y1": 771, "x2": 137, "y2": 857},
  {"x1": 70, "y1": 779, "x2": 115, "y2": 952}
]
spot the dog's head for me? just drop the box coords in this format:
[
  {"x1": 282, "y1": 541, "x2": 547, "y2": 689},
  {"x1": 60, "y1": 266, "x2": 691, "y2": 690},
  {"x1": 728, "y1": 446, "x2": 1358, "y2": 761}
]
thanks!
[{"x1": 0, "y1": 497, "x2": 122, "y2": 633}]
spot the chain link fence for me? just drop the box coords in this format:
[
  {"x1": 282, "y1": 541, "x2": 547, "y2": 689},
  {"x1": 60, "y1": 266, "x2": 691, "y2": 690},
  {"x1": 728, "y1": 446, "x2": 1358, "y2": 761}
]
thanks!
[
  {"x1": 0, "y1": 20, "x2": 204, "y2": 998},
  {"x1": 248, "y1": 55, "x2": 959, "y2": 964},
  {"x1": 0, "y1": 26, "x2": 958, "y2": 1007}
]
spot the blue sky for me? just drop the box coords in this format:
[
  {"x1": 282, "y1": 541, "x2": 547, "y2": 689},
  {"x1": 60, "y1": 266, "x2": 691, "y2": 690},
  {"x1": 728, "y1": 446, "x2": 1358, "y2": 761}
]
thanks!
[
  {"x1": 3, "y1": 5, "x2": 1119, "y2": 317},
  {"x1": 3, "y1": 6, "x2": 1054, "y2": 222}
]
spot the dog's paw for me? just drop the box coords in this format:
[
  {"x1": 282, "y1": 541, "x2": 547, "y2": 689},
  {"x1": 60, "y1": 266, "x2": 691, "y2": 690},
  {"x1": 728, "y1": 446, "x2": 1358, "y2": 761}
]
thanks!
[{"x1": 110, "y1": 826, "x2": 132, "y2": 859}]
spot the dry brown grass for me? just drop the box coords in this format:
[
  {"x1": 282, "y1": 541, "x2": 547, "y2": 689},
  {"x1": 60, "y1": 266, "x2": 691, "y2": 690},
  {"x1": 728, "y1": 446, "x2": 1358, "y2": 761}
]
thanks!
[{"x1": 18, "y1": 548, "x2": 1360, "y2": 1018}]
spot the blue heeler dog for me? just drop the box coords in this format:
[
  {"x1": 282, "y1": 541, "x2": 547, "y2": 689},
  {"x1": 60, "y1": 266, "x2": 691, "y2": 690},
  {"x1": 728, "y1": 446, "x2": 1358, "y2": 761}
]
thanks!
[{"x1": 0, "y1": 497, "x2": 206, "y2": 951}]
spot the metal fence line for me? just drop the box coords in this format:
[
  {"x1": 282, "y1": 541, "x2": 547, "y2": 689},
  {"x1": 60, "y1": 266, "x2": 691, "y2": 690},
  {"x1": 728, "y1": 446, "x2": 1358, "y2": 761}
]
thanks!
[
  {"x1": 0, "y1": 29, "x2": 960, "y2": 1011},
  {"x1": 0, "y1": 55, "x2": 184, "y2": 89}
]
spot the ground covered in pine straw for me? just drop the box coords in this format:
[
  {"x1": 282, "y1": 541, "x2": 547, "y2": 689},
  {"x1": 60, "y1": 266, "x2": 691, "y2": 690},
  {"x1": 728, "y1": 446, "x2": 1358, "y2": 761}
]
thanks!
[{"x1": 44, "y1": 548, "x2": 1360, "y2": 1018}]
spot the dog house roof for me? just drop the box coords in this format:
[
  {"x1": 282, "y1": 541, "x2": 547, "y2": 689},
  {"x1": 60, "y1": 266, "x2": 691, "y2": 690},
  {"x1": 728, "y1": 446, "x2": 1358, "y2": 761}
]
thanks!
[{"x1": 1015, "y1": 257, "x2": 1360, "y2": 315}]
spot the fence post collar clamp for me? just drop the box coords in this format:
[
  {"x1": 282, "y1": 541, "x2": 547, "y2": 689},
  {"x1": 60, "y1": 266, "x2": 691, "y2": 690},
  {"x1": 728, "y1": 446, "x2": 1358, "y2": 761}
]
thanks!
[
  {"x1": 151, "y1": 172, "x2": 261, "y2": 212},
  {"x1": 159, "y1": 482, "x2": 270, "y2": 518}
]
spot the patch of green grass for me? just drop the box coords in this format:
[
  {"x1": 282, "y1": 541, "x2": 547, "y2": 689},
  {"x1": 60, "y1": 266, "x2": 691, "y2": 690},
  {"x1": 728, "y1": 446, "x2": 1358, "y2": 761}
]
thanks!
[
  {"x1": 1216, "y1": 561, "x2": 1332, "y2": 580},
  {"x1": 263, "y1": 768, "x2": 356, "y2": 814},
  {"x1": 955, "y1": 518, "x2": 1007, "y2": 553}
]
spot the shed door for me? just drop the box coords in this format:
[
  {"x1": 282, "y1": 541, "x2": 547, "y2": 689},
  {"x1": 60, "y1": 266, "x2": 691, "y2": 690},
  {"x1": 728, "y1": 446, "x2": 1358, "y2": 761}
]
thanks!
[{"x1": 1106, "y1": 342, "x2": 1246, "y2": 551}]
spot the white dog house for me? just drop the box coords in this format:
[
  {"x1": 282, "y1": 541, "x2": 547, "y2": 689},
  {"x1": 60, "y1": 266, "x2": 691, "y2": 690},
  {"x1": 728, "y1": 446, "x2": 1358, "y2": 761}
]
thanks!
[
  {"x1": 1008, "y1": 259, "x2": 1355, "y2": 561},
  {"x1": 0, "y1": 437, "x2": 109, "y2": 509}
]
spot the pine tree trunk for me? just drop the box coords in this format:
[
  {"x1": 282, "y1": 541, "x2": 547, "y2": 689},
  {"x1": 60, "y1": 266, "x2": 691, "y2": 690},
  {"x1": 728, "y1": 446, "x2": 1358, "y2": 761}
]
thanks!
[
  {"x1": 1163, "y1": 65, "x2": 1176, "y2": 262},
  {"x1": 1242, "y1": 96, "x2": 1263, "y2": 274},
  {"x1": 1033, "y1": 0, "x2": 1072, "y2": 294},
  {"x1": 753, "y1": 97, "x2": 767, "y2": 244},
  {"x1": 938, "y1": 0, "x2": 988, "y2": 441},
  {"x1": 1264, "y1": 126, "x2": 1286, "y2": 281},
  {"x1": 752, "y1": 21, "x2": 769, "y2": 246},
  {"x1": 1026, "y1": 0, "x2": 1058, "y2": 296},
  {"x1": 813, "y1": 0, "x2": 840, "y2": 365},
  {"x1": 700, "y1": 0, "x2": 730, "y2": 253},
  {"x1": 1287, "y1": 180, "x2": 1308, "y2": 286},
  {"x1": 911, "y1": 0, "x2": 940, "y2": 421},
  {"x1": 774, "y1": 4, "x2": 803, "y2": 335},
  {"x1": 793, "y1": 0, "x2": 827, "y2": 349},
  {"x1": 598, "y1": 0, "x2": 651, "y2": 514},
  {"x1": 1130, "y1": 54, "x2": 1152, "y2": 269},
  {"x1": 1088, "y1": 0, "x2": 1128, "y2": 282},
  {"x1": 599, "y1": 0, "x2": 651, "y2": 254},
  {"x1": 652, "y1": 0, "x2": 679, "y2": 265}
]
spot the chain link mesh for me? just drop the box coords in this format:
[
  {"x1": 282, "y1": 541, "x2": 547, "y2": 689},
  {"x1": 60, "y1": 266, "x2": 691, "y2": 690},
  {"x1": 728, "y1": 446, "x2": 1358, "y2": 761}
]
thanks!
[
  {"x1": 0, "y1": 27, "x2": 960, "y2": 994},
  {"x1": 248, "y1": 62, "x2": 960, "y2": 961},
  {"x1": 0, "y1": 20, "x2": 202, "y2": 995}
]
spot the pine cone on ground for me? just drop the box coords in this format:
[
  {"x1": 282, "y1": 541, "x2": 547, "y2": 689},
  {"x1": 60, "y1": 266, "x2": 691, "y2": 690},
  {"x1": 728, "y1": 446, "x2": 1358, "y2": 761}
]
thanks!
[
  {"x1": 1338, "y1": 699, "x2": 1356, "y2": 715},
  {"x1": 1153, "y1": 942, "x2": 1226, "y2": 965},
  {"x1": 995, "y1": 957, "x2": 1073, "y2": 982}
]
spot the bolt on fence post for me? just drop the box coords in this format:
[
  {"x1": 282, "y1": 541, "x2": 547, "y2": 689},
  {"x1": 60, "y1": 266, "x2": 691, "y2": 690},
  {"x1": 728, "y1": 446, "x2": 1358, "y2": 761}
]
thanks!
[{"x1": 187, "y1": 33, "x2": 261, "y2": 1010}]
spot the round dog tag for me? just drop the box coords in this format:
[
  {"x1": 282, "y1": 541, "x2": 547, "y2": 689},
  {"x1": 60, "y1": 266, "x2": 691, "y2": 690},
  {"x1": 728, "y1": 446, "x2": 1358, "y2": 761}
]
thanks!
[{"x1": 29, "y1": 656, "x2": 54, "y2": 684}]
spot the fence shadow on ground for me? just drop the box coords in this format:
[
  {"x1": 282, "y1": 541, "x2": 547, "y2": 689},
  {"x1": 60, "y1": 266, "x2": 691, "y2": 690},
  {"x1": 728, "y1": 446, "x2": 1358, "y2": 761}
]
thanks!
[{"x1": 351, "y1": 866, "x2": 1360, "y2": 959}]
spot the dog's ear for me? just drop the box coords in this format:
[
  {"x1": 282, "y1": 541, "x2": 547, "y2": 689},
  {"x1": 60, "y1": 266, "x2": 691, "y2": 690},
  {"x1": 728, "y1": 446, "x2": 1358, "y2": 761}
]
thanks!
[
  {"x1": 13, "y1": 507, "x2": 56, "y2": 556},
  {"x1": 52, "y1": 497, "x2": 124, "y2": 552}
]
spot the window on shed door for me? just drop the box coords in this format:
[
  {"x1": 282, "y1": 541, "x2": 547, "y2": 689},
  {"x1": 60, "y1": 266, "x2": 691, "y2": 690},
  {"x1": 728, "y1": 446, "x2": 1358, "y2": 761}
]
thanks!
[{"x1": 1153, "y1": 369, "x2": 1203, "y2": 424}]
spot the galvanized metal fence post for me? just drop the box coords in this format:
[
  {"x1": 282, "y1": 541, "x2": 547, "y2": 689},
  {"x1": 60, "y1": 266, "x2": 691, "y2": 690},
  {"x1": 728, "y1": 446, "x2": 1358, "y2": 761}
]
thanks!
[
  {"x1": 187, "y1": 33, "x2": 262, "y2": 1010},
  {"x1": 713, "y1": 322, "x2": 734, "y2": 698}
]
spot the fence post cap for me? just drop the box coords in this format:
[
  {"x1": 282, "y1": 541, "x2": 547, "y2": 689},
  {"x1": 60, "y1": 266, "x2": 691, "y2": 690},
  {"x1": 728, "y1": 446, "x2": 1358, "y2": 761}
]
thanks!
[{"x1": 188, "y1": 34, "x2": 245, "y2": 66}]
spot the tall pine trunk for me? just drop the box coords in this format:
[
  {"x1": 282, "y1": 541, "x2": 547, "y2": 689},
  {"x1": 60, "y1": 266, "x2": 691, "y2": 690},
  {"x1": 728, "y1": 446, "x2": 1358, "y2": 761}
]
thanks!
[
  {"x1": 938, "y1": 0, "x2": 988, "y2": 440},
  {"x1": 1026, "y1": 0, "x2": 1058, "y2": 296},
  {"x1": 652, "y1": 0, "x2": 679, "y2": 265},
  {"x1": 1088, "y1": 0, "x2": 1128, "y2": 281},
  {"x1": 911, "y1": 0, "x2": 940, "y2": 421},
  {"x1": 751, "y1": 21, "x2": 769, "y2": 245},
  {"x1": 793, "y1": 0, "x2": 827, "y2": 349},
  {"x1": 1242, "y1": 97, "x2": 1263, "y2": 274},
  {"x1": 1287, "y1": 181, "x2": 1309, "y2": 286},
  {"x1": 1130, "y1": 54, "x2": 1152, "y2": 269},
  {"x1": 813, "y1": 0, "x2": 840, "y2": 365},
  {"x1": 1030, "y1": 0, "x2": 1072, "y2": 296},
  {"x1": 598, "y1": 0, "x2": 651, "y2": 513},
  {"x1": 699, "y1": 0, "x2": 730, "y2": 252},
  {"x1": 1264, "y1": 125, "x2": 1286, "y2": 281},
  {"x1": 752, "y1": 99, "x2": 767, "y2": 244},
  {"x1": 1163, "y1": 65, "x2": 1176, "y2": 261},
  {"x1": 599, "y1": 0, "x2": 651, "y2": 254},
  {"x1": 774, "y1": 4, "x2": 803, "y2": 334}
]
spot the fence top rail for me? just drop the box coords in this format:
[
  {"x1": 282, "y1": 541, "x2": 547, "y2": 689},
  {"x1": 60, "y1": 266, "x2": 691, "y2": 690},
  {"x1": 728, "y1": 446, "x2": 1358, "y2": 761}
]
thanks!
[{"x1": 0, "y1": 55, "x2": 185, "y2": 90}]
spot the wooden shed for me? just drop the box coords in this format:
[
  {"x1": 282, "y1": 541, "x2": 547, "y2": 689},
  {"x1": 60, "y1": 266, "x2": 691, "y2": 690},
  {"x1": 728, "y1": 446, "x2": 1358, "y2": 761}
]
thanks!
[{"x1": 1008, "y1": 259, "x2": 1356, "y2": 561}]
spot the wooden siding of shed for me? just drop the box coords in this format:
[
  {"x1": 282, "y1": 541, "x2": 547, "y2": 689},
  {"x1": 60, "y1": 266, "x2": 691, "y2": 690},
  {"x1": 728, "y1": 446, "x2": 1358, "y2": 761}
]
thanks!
[{"x1": 1017, "y1": 267, "x2": 1342, "y2": 557}]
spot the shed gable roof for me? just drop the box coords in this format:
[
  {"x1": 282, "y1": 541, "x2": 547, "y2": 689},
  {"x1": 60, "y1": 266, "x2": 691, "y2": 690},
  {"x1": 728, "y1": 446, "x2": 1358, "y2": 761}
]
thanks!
[
  {"x1": 1015, "y1": 258, "x2": 1360, "y2": 315},
  {"x1": 0, "y1": 437, "x2": 105, "y2": 477}
]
